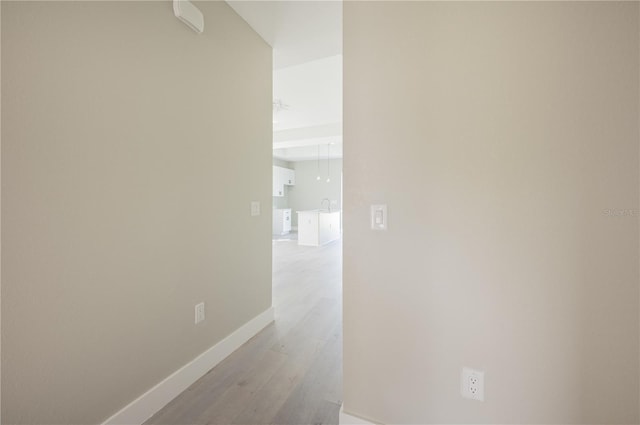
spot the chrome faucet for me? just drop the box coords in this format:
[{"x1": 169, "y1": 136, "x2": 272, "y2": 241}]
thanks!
[{"x1": 321, "y1": 198, "x2": 330, "y2": 212}]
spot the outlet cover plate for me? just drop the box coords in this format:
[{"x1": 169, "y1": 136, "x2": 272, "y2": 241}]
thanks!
[
  {"x1": 195, "y1": 302, "x2": 205, "y2": 324},
  {"x1": 251, "y1": 201, "x2": 260, "y2": 216},
  {"x1": 371, "y1": 204, "x2": 387, "y2": 230},
  {"x1": 461, "y1": 367, "x2": 484, "y2": 401}
]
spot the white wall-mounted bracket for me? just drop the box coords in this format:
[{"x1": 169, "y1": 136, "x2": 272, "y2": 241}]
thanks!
[{"x1": 173, "y1": 0, "x2": 204, "y2": 34}]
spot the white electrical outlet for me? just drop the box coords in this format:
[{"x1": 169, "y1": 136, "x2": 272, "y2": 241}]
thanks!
[
  {"x1": 195, "y1": 302, "x2": 205, "y2": 324},
  {"x1": 251, "y1": 201, "x2": 260, "y2": 216},
  {"x1": 461, "y1": 367, "x2": 484, "y2": 401}
]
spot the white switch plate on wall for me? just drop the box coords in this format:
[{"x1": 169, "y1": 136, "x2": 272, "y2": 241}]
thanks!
[
  {"x1": 195, "y1": 302, "x2": 205, "y2": 324},
  {"x1": 461, "y1": 367, "x2": 484, "y2": 401},
  {"x1": 371, "y1": 204, "x2": 387, "y2": 230},
  {"x1": 251, "y1": 201, "x2": 260, "y2": 216}
]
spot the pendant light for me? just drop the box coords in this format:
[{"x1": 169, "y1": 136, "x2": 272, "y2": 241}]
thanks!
[
  {"x1": 316, "y1": 145, "x2": 321, "y2": 181},
  {"x1": 326, "y1": 143, "x2": 331, "y2": 183}
]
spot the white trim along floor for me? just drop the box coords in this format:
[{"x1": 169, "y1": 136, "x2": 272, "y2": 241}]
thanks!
[{"x1": 144, "y1": 233, "x2": 343, "y2": 424}]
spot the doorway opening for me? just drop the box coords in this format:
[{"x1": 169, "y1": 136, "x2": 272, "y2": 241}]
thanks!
[
  {"x1": 270, "y1": 53, "x2": 343, "y2": 254},
  {"x1": 227, "y1": 2, "x2": 344, "y2": 421},
  {"x1": 270, "y1": 47, "x2": 343, "y2": 425}
]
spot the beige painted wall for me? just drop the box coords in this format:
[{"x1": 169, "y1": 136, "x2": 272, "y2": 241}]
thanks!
[
  {"x1": 344, "y1": 2, "x2": 639, "y2": 424},
  {"x1": 1, "y1": 1, "x2": 272, "y2": 423},
  {"x1": 289, "y1": 159, "x2": 342, "y2": 227}
]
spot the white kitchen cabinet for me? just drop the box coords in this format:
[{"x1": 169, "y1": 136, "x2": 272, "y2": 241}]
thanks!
[
  {"x1": 282, "y1": 167, "x2": 295, "y2": 186},
  {"x1": 297, "y1": 210, "x2": 340, "y2": 246},
  {"x1": 273, "y1": 208, "x2": 292, "y2": 235},
  {"x1": 272, "y1": 166, "x2": 295, "y2": 197},
  {"x1": 319, "y1": 212, "x2": 340, "y2": 245},
  {"x1": 273, "y1": 168, "x2": 284, "y2": 197}
]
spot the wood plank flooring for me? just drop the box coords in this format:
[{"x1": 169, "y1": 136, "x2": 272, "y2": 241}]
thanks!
[{"x1": 145, "y1": 234, "x2": 343, "y2": 425}]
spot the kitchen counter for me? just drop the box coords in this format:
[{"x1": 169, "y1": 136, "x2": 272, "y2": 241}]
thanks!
[{"x1": 296, "y1": 210, "x2": 341, "y2": 246}]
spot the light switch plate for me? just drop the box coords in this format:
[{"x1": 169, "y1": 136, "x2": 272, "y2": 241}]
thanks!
[
  {"x1": 251, "y1": 201, "x2": 260, "y2": 216},
  {"x1": 371, "y1": 204, "x2": 387, "y2": 230},
  {"x1": 195, "y1": 302, "x2": 205, "y2": 324}
]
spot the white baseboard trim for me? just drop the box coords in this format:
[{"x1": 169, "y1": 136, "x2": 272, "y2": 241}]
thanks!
[
  {"x1": 339, "y1": 404, "x2": 378, "y2": 425},
  {"x1": 102, "y1": 307, "x2": 275, "y2": 425}
]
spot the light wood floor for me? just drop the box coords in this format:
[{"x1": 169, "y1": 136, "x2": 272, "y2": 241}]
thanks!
[{"x1": 145, "y1": 234, "x2": 343, "y2": 425}]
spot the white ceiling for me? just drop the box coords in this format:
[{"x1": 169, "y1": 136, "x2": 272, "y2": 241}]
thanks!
[
  {"x1": 273, "y1": 55, "x2": 342, "y2": 131},
  {"x1": 226, "y1": 1, "x2": 343, "y2": 162},
  {"x1": 226, "y1": 1, "x2": 342, "y2": 69}
]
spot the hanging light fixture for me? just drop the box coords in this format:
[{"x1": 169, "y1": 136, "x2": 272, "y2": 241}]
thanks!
[
  {"x1": 326, "y1": 143, "x2": 331, "y2": 183},
  {"x1": 316, "y1": 145, "x2": 321, "y2": 181}
]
